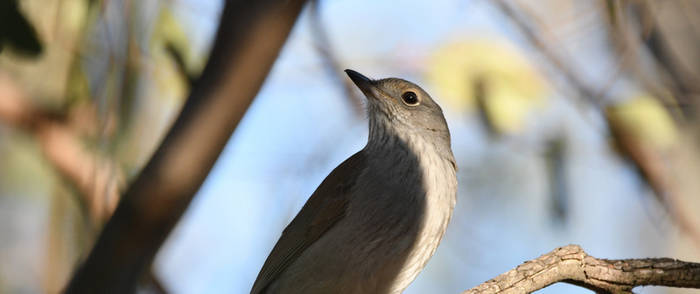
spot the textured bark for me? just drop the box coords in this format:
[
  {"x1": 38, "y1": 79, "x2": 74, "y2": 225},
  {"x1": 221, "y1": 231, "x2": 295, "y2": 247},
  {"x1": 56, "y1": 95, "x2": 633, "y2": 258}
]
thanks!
[
  {"x1": 64, "y1": 0, "x2": 307, "y2": 293},
  {"x1": 464, "y1": 245, "x2": 700, "y2": 294}
]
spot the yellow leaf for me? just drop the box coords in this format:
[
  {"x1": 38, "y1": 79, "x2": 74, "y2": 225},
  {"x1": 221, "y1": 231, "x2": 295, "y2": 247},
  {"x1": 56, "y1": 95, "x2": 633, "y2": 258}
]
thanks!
[
  {"x1": 606, "y1": 94, "x2": 677, "y2": 149},
  {"x1": 426, "y1": 38, "x2": 548, "y2": 134}
]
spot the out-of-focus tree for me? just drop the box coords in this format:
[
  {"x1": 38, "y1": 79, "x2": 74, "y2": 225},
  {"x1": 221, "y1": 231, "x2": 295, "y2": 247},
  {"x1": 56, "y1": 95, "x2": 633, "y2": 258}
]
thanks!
[
  {"x1": 0, "y1": 0, "x2": 201, "y2": 292},
  {"x1": 1, "y1": 0, "x2": 700, "y2": 293}
]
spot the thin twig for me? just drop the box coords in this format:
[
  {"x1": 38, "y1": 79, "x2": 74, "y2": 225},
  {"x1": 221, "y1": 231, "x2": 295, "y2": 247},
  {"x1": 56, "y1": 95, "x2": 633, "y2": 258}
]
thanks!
[
  {"x1": 492, "y1": 0, "x2": 603, "y2": 107},
  {"x1": 309, "y1": 0, "x2": 364, "y2": 116}
]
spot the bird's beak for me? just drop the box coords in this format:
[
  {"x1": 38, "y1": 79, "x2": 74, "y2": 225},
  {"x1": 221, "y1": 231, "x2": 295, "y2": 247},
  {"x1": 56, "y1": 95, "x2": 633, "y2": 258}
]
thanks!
[{"x1": 345, "y1": 69, "x2": 376, "y2": 98}]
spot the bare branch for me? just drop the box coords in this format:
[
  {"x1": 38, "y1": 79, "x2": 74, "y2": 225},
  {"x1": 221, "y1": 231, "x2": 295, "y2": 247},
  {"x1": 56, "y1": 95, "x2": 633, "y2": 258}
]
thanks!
[
  {"x1": 64, "y1": 0, "x2": 307, "y2": 293},
  {"x1": 464, "y1": 245, "x2": 700, "y2": 294}
]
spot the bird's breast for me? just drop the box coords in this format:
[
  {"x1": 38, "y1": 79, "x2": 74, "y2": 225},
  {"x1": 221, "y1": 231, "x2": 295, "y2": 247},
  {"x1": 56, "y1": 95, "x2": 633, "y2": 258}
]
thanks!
[{"x1": 388, "y1": 138, "x2": 457, "y2": 293}]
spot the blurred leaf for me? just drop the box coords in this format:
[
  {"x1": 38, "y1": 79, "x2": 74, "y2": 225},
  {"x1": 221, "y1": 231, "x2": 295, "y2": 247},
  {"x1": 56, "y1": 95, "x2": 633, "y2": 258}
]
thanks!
[
  {"x1": 605, "y1": 94, "x2": 680, "y2": 215},
  {"x1": 152, "y1": 8, "x2": 197, "y2": 79},
  {"x1": 0, "y1": 0, "x2": 43, "y2": 58},
  {"x1": 487, "y1": 83, "x2": 543, "y2": 135},
  {"x1": 63, "y1": 0, "x2": 90, "y2": 33},
  {"x1": 606, "y1": 94, "x2": 678, "y2": 150},
  {"x1": 165, "y1": 42, "x2": 195, "y2": 87},
  {"x1": 66, "y1": 62, "x2": 92, "y2": 107},
  {"x1": 147, "y1": 7, "x2": 191, "y2": 104},
  {"x1": 0, "y1": 132, "x2": 56, "y2": 198},
  {"x1": 427, "y1": 38, "x2": 548, "y2": 134}
]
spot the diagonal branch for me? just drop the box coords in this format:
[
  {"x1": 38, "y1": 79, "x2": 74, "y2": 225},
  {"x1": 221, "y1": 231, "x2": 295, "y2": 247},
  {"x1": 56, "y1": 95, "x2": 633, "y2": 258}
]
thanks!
[
  {"x1": 464, "y1": 245, "x2": 700, "y2": 294},
  {"x1": 64, "y1": 0, "x2": 307, "y2": 293}
]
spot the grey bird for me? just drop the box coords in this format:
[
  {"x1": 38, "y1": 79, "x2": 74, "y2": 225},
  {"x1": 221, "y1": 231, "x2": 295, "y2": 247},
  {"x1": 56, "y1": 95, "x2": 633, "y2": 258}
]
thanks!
[{"x1": 251, "y1": 70, "x2": 458, "y2": 294}]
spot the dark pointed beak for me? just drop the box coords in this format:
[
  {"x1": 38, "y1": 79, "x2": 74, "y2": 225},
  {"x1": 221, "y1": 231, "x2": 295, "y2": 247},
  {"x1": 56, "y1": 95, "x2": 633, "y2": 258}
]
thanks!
[{"x1": 345, "y1": 69, "x2": 375, "y2": 97}]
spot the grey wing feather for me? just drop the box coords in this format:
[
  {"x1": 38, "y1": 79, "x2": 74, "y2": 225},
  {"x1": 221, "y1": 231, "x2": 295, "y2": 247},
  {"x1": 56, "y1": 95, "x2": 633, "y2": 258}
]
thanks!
[{"x1": 250, "y1": 151, "x2": 367, "y2": 294}]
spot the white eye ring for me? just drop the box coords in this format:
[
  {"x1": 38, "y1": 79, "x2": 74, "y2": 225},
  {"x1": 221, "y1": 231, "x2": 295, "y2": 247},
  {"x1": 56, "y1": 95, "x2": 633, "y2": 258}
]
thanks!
[{"x1": 401, "y1": 91, "x2": 419, "y2": 106}]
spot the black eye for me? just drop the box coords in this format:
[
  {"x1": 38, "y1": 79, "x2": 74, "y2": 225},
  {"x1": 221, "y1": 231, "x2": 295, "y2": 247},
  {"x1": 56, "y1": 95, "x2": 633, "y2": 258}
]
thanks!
[{"x1": 401, "y1": 91, "x2": 419, "y2": 105}]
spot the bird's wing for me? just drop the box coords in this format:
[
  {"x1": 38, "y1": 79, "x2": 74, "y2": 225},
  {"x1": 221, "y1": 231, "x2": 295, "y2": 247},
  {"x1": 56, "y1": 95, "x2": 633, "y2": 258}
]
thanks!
[{"x1": 250, "y1": 151, "x2": 367, "y2": 294}]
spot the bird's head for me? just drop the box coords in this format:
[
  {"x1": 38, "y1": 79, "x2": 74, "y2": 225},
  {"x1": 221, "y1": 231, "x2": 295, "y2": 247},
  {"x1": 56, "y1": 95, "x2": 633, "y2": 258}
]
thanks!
[{"x1": 345, "y1": 69, "x2": 452, "y2": 154}]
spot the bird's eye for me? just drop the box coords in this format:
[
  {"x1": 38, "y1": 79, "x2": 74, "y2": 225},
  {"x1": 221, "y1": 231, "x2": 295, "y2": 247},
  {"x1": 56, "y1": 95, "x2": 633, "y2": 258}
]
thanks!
[{"x1": 401, "y1": 91, "x2": 419, "y2": 106}]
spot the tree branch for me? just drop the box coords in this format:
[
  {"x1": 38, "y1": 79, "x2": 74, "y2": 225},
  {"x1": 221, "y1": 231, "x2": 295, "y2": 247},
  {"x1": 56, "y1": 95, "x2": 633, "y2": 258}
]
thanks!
[
  {"x1": 64, "y1": 0, "x2": 307, "y2": 293},
  {"x1": 464, "y1": 245, "x2": 700, "y2": 294}
]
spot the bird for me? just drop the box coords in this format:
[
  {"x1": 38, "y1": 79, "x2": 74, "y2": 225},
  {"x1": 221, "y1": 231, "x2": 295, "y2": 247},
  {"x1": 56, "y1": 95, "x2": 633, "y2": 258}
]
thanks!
[{"x1": 251, "y1": 69, "x2": 458, "y2": 294}]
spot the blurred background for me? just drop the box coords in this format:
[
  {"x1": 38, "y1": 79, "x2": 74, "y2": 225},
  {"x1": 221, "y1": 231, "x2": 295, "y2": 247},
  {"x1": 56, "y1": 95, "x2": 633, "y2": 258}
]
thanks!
[{"x1": 1, "y1": 0, "x2": 700, "y2": 293}]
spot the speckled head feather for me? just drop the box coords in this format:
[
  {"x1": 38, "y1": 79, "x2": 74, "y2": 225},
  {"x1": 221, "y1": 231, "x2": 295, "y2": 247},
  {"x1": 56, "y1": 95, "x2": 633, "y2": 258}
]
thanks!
[{"x1": 345, "y1": 69, "x2": 455, "y2": 167}]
